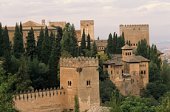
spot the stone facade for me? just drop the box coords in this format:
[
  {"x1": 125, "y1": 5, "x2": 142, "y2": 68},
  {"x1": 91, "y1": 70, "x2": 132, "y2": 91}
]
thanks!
[
  {"x1": 120, "y1": 24, "x2": 149, "y2": 48},
  {"x1": 14, "y1": 57, "x2": 100, "y2": 112},
  {"x1": 7, "y1": 19, "x2": 95, "y2": 47},
  {"x1": 103, "y1": 45, "x2": 149, "y2": 96},
  {"x1": 95, "y1": 39, "x2": 107, "y2": 53}
]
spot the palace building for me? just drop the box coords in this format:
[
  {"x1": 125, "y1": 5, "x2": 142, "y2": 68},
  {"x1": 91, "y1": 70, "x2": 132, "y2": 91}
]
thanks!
[{"x1": 103, "y1": 45, "x2": 149, "y2": 96}]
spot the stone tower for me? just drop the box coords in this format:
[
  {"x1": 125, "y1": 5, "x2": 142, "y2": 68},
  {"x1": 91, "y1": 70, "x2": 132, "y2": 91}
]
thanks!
[
  {"x1": 80, "y1": 20, "x2": 94, "y2": 40},
  {"x1": 60, "y1": 57, "x2": 100, "y2": 111},
  {"x1": 120, "y1": 24, "x2": 149, "y2": 48},
  {"x1": 121, "y1": 44, "x2": 133, "y2": 61}
]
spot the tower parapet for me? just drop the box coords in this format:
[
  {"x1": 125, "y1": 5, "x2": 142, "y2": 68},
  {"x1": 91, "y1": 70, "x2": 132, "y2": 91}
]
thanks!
[
  {"x1": 120, "y1": 24, "x2": 149, "y2": 27},
  {"x1": 60, "y1": 57, "x2": 98, "y2": 67},
  {"x1": 13, "y1": 87, "x2": 66, "y2": 101}
]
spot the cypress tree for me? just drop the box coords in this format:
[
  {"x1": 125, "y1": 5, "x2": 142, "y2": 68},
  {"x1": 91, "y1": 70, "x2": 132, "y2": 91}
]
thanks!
[
  {"x1": 87, "y1": 34, "x2": 91, "y2": 50},
  {"x1": 41, "y1": 26, "x2": 50, "y2": 64},
  {"x1": 2, "y1": 26, "x2": 11, "y2": 72},
  {"x1": 13, "y1": 23, "x2": 24, "y2": 58},
  {"x1": 136, "y1": 39, "x2": 148, "y2": 58},
  {"x1": 74, "y1": 95, "x2": 79, "y2": 112},
  {"x1": 0, "y1": 23, "x2": 3, "y2": 56},
  {"x1": 92, "y1": 41, "x2": 97, "y2": 57},
  {"x1": 70, "y1": 24, "x2": 78, "y2": 57},
  {"x1": 113, "y1": 32, "x2": 117, "y2": 53},
  {"x1": 61, "y1": 23, "x2": 77, "y2": 57},
  {"x1": 80, "y1": 29, "x2": 86, "y2": 55},
  {"x1": 48, "y1": 27, "x2": 62, "y2": 87},
  {"x1": 61, "y1": 23, "x2": 71, "y2": 56},
  {"x1": 20, "y1": 22, "x2": 23, "y2": 36},
  {"x1": 49, "y1": 31, "x2": 55, "y2": 53},
  {"x1": 37, "y1": 28, "x2": 44, "y2": 60},
  {"x1": 106, "y1": 33, "x2": 113, "y2": 54},
  {"x1": 26, "y1": 28, "x2": 36, "y2": 61}
]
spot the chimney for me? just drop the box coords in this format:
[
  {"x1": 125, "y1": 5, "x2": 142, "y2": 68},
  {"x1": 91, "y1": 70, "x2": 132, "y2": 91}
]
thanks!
[{"x1": 42, "y1": 19, "x2": 45, "y2": 25}]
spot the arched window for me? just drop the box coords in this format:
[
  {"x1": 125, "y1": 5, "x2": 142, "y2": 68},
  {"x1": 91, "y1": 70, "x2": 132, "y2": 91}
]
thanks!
[
  {"x1": 68, "y1": 81, "x2": 72, "y2": 86},
  {"x1": 87, "y1": 80, "x2": 91, "y2": 86}
]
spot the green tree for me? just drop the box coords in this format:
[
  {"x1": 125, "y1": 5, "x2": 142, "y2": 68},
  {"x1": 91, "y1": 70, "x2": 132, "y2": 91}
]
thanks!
[
  {"x1": 156, "y1": 92, "x2": 170, "y2": 112},
  {"x1": 37, "y1": 28, "x2": 44, "y2": 60},
  {"x1": 149, "y1": 61, "x2": 161, "y2": 82},
  {"x1": 80, "y1": 29, "x2": 86, "y2": 55},
  {"x1": 19, "y1": 22, "x2": 23, "y2": 36},
  {"x1": 161, "y1": 61, "x2": 170, "y2": 90},
  {"x1": 15, "y1": 57, "x2": 32, "y2": 92},
  {"x1": 136, "y1": 39, "x2": 148, "y2": 58},
  {"x1": 87, "y1": 34, "x2": 91, "y2": 50},
  {"x1": 74, "y1": 95, "x2": 79, "y2": 112},
  {"x1": 106, "y1": 33, "x2": 114, "y2": 55},
  {"x1": 13, "y1": 24, "x2": 24, "y2": 58},
  {"x1": 48, "y1": 37, "x2": 61, "y2": 87},
  {"x1": 91, "y1": 41, "x2": 97, "y2": 57},
  {"x1": 49, "y1": 31, "x2": 55, "y2": 54},
  {"x1": 144, "y1": 82, "x2": 167, "y2": 100},
  {"x1": 70, "y1": 24, "x2": 78, "y2": 57},
  {"x1": 0, "y1": 23, "x2": 4, "y2": 57},
  {"x1": 113, "y1": 32, "x2": 117, "y2": 53},
  {"x1": 100, "y1": 79, "x2": 116, "y2": 103},
  {"x1": 110, "y1": 93, "x2": 122, "y2": 112},
  {"x1": 2, "y1": 26, "x2": 11, "y2": 73},
  {"x1": 26, "y1": 28, "x2": 36, "y2": 61},
  {"x1": 41, "y1": 26, "x2": 51, "y2": 64},
  {"x1": 61, "y1": 23, "x2": 78, "y2": 57},
  {"x1": 120, "y1": 96, "x2": 156, "y2": 112},
  {"x1": 28, "y1": 58, "x2": 49, "y2": 89},
  {"x1": 0, "y1": 65, "x2": 17, "y2": 112}
]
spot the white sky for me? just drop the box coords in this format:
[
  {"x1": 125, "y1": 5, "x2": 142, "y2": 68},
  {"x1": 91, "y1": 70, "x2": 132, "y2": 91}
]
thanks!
[{"x1": 0, "y1": 0, "x2": 170, "y2": 44}]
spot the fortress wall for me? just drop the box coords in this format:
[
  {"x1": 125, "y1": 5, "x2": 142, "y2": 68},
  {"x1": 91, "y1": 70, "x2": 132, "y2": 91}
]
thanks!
[{"x1": 13, "y1": 88, "x2": 67, "y2": 112}]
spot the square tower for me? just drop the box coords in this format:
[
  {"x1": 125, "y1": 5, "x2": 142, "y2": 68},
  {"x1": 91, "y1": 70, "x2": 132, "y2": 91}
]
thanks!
[
  {"x1": 80, "y1": 20, "x2": 94, "y2": 41},
  {"x1": 120, "y1": 24, "x2": 149, "y2": 48},
  {"x1": 60, "y1": 57, "x2": 100, "y2": 111}
]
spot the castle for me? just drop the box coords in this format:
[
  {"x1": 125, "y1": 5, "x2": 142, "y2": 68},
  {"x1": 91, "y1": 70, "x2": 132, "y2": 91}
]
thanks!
[
  {"x1": 103, "y1": 45, "x2": 149, "y2": 96},
  {"x1": 11, "y1": 21, "x2": 151, "y2": 111},
  {"x1": 7, "y1": 20, "x2": 94, "y2": 46},
  {"x1": 14, "y1": 57, "x2": 100, "y2": 112}
]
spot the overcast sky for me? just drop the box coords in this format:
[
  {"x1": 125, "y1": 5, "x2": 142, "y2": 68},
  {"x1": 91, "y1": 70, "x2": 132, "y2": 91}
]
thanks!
[{"x1": 0, "y1": 0, "x2": 170, "y2": 44}]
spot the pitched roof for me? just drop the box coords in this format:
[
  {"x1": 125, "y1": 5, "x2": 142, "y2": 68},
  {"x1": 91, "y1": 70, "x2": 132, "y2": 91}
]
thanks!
[
  {"x1": 23, "y1": 21, "x2": 43, "y2": 27},
  {"x1": 121, "y1": 44, "x2": 133, "y2": 50},
  {"x1": 122, "y1": 55, "x2": 149, "y2": 63}
]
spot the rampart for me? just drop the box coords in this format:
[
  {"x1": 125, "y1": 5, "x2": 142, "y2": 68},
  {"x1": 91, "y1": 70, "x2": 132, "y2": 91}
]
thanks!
[{"x1": 14, "y1": 87, "x2": 68, "y2": 112}]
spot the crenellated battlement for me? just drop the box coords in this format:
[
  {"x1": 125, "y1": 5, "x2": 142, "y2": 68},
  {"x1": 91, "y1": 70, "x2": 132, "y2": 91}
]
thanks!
[
  {"x1": 13, "y1": 87, "x2": 66, "y2": 101},
  {"x1": 80, "y1": 20, "x2": 94, "y2": 25},
  {"x1": 120, "y1": 24, "x2": 149, "y2": 28},
  {"x1": 60, "y1": 57, "x2": 98, "y2": 67}
]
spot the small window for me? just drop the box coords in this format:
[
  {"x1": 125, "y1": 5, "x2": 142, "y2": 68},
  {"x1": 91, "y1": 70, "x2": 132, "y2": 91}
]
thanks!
[
  {"x1": 111, "y1": 70, "x2": 112, "y2": 74},
  {"x1": 144, "y1": 71, "x2": 146, "y2": 74},
  {"x1": 141, "y1": 71, "x2": 143, "y2": 74},
  {"x1": 87, "y1": 80, "x2": 91, "y2": 86},
  {"x1": 68, "y1": 81, "x2": 72, "y2": 86}
]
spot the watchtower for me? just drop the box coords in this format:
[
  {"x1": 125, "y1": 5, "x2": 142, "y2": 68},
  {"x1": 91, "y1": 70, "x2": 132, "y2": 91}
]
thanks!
[
  {"x1": 80, "y1": 20, "x2": 94, "y2": 41},
  {"x1": 120, "y1": 24, "x2": 149, "y2": 48},
  {"x1": 60, "y1": 57, "x2": 100, "y2": 111}
]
